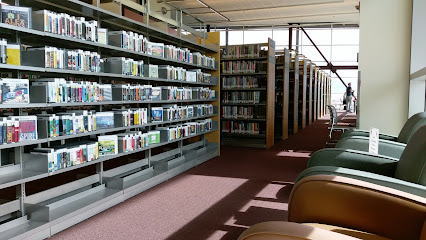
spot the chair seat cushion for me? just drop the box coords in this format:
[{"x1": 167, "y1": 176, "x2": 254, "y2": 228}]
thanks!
[{"x1": 303, "y1": 223, "x2": 391, "y2": 240}]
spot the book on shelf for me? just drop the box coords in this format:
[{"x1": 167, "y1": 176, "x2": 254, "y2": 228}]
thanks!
[
  {"x1": 97, "y1": 28, "x2": 108, "y2": 45},
  {"x1": 1, "y1": 5, "x2": 31, "y2": 29},
  {"x1": 222, "y1": 91, "x2": 261, "y2": 104},
  {"x1": 0, "y1": 115, "x2": 38, "y2": 143},
  {"x1": 148, "y1": 130, "x2": 160, "y2": 144},
  {"x1": 222, "y1": 106, "x2": 256, "y2": 119},
  {"x1": 222, "y1": 121, "x2": 260, "y2": 135},
  {"x1": 151, "y1": 87, "x2": 162, "y2": 101},
  {"x1": 95, "y1": 112, "x2": 114, "y2": 130},
  {"x1": 144, "y1": 64, "x2": 159, "y2": 78},
  {"x1": 1, "y1": 78, "x2": 29, "y2": 104},
  {"x1": 37, "y1": 114, "x2": 60, "y2": 138},
  {"x1": 0, "y1": 39, "x2": 6, "y2": 64},
  {"x1": 151, "y1": 107, "x2": 163, "y2": 122},
  {"x1": 98, "y1": 135, "x2": 118, "y2": 156},
  {"x1": 6, "y1": 44, "x2": 20, "y2": 66},
  {"x1": 221, "y1": 60, "x2": 265, "y2": 74},
  {"x1": 222, "y1": 76, "x2": 259, "y2": 89},
  {"x1": 117, "y1": 132, "x2": 148, "y2": 153},
  {"x1": 222, "y1": 44, "x2": 265, "y2": 59},
  {"x1": 151, "y1": 42, "x2": 164, "y2": 58}
]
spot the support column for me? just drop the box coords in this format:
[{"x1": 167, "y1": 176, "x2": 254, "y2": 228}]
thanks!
[{"x1": 359, "y1": 0, "x2": 412, "y2": 135}]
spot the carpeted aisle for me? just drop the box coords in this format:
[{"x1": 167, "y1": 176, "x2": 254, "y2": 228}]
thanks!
[{"x1": 51, "y1": 112, "x2": 354, "y2": 240}]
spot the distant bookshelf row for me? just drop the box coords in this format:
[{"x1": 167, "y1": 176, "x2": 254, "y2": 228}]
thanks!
[
  {"x1": 220, "y1": 41, "x2": 275, "y2": 148},
  {"x1": 0, "y1": 6, "x2": 216, "y2": 69}
]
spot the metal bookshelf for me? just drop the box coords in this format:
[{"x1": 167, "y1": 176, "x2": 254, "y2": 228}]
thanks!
[
  {"x1": 0, "y1": 1, "x2": 221, "y2": 239},
  {"x1": 220, "y1": 41, "x2": 275, "y2": 149}
]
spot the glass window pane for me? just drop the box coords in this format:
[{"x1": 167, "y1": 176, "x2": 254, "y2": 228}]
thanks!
[
  {"x1": 220, "y1": 30, "x2": 226, "y2": 46},
  {"x1": 228, "y1": 30, "x2": 244, "y2": 45},
  {"x1": 336, "y1": 70, "x2": 358, "y2": 78},
  {"x1": 300, "y1": 46, "x2": 331, "y2": 62},
  {"x1": 301, "y1": 29, "x2": 332, "y2": 46},
  {"x1": 333, "y1": 61, "x2": 359, "y2": 66},
  {"x1": 331, "y1": 46, "x2": 359, "y2": 62},
  {"x1": 244, "y1": 30, "x2": 272, "y2": 44},
  {"x1": 273, "y1": 29, "x2": 289, "y2": 46},
  {"x1": 332, "y1": 28, "x2": 360, "y2": 45}
]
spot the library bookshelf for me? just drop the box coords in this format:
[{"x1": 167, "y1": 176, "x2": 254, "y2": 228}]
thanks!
[
  {"x1": 0, "y1": 1, "x2": 220, "y2": 239},
  {"x1": 220, "y1": 40, "x2": 275, "y2": 149},
  {"x1": 275, "y1": 49, "x2": 329, "y2": 139}
]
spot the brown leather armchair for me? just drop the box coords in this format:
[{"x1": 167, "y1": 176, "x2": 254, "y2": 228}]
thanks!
[{"x1": 238, "y1": 175, "x2": 426, "y2": 240}]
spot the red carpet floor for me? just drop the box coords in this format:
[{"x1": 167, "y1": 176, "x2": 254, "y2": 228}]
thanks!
[{"x1": 51, "y1": 112, "x2": 354, "y2": 240}]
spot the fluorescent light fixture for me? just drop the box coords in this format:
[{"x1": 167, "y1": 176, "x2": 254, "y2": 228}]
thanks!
[{"x1": 197, "y1": 0, "x2": 230, "y2": 21}]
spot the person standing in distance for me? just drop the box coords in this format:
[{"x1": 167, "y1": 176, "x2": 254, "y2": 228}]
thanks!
[{"x1": 346, "y1": 83, "x2": 354, "y2": 113}]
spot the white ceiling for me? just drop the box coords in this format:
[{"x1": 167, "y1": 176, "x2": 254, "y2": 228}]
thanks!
[{"x1": 163, "y1": 0, "x2": 360, "y2": 27}]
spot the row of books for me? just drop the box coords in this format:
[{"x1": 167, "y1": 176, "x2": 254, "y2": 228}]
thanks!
[
  {"x1": 112, "y1": 84, "x2": 215, "y2": 101},
  {"x1": 222, "y1": 76, "x2": 259, "y2": 89},
  {"x1": 104, "y1": 57, "x2": 144, "y2": 76},
  {"x1": 158, "y1": 119, "x2": 212, "y2": 142},
  {"x1": 107, "y1": 30, "x2": 215, "y2": 68},
  {"x1": 222, "y1": 91, "x2": 262, "y2": 104},
  {"x1": 33, "y1": 9, "x2": 99, "y2": 42},
  {"x1": 151, "y1": 104, "x2": 214, "y2": 122},
  {"x1": 221, "y1": 121, "x2": 260, "y2": 135},
  {"x1": 221, "y1": 60, "x2": 265, "y2": 74},
  {"x1": 221, "y1": 106, "x2": 256, "y2": 119},
  {"x1": 31, "y1": 78, "x2": 112, "y2": 103},
  {"x1": 0, "y1": 6, "x2": 216, "y2": 69},
  {"x1": 22, "y1": 46, "x2": 101, "y2": 72},
  {"x1": 221, "y1": 44, "x2": 265, "y2": 59},
  {"x1": 31, "y1": 141, "x2": 99, "y2": 173}
]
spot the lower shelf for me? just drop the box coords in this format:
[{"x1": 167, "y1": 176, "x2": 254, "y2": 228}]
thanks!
[{"x1": 0, "y1": 142, "x2": 219, "y2": 240}]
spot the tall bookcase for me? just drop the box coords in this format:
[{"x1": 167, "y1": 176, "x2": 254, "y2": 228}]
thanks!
[
  {"x1": 0, "y1": 1, "x2": 220, "y2": 239},
  {"x1": 288, "y1": 51, "x2": 300, "y2": 135},
  {"x1": 298, "y1": 55, "x2": 308, "y2": 129},
  {"x1": 220, "y1": 40, "x2": 275, "y2": 149},
  {"x1": 275, "y1": 49, "x2": 290, "y2": 140}
]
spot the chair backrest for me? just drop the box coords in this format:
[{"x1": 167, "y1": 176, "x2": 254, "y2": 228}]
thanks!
[
  {"x1": 397, "y1": 111, "x2": 426, "y2": 143},
  {"x1": 327, "y1": 105, "x2": 338, "y2": 125},
  {"x1": 394, "y1": 125, "x2": 426, "y2": 186}
]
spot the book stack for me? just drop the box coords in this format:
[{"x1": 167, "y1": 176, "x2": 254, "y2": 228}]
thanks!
[
  {"x1": 108, "y1": 30, "x2": 147, "y2": 52},
  {"x1": 192, "y1": 87, "x2": 215, "y2": 100},
  {"x1": 117, "y1": 131, "x2": 148, "y2": 153},
  {"x1": 113, "y1": 108, "x2": 148, "y2": 127},
  {"x1": 222, "y1": 91, "x2": 261, "y2": 104},
  {"x1": 221, "y1": 60, "x2": 261, "y2": 74},
  {"x1": 31, "y1": 78, "x2": 112, "y2": 103},
  {"x1": 56, "y1": 110, "x2": 97, "y2": 135},
  {"x1": 22, "y1": 46, "x2": 101, "y2": 72},
  {"x1": 221, "y1": 121, "x2": 260, "y2": 135},
  {"x1": 0, "y1": 116, "x2": 38, "y2": 144},
  {"x1": 158, "y1": 65, "x2": 186, "y2": 81},
  {"x1": 222, "y1": 44, "x2": 264, "y2": 59},
  {"x1": 161, "y1": 86, "x2": 192, "y2": 101},
  {"x1": 193, "y1": 104, "x2": 214, "y2": 117},
  {"x1": 104, "y1": 57, "x2": 144, "y2": 76},
  {"x1": 31, "y1": 141, "x2": 98, "y2": 173},
  {"x1": 164, "y1": 45, "x2": 192, "y2": 63},
  {"x1": 222, "y1": 76, "x2": 259, "y2": 89},
  {"x1": 33, "y1": 10, "x2": 98, "y2": 42},
  {"x1": 112, "y1": 84, "x2": 154, "y2": 101},
  {"x1": 37, "y1": 114, "x2": 60, "y2": 138},
  {"x1": 193, "y1": 52, "x2": 215, "y2": 68},
  {"x1": 157, "y1": 124, "x2": 189, "y2": 141},
  {"x1": 187, "y1": 69, "x2": 211, "y2": 83},
  {"x1": 221, "y1": 106, "x2": 255, "y2": 119},
  {"x1": 1, "y1": 78, "x2": 30, "y2": 104}
]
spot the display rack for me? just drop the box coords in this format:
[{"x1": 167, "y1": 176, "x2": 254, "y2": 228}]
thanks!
[
  {"x1": 0, "y1": 1, "x2": 220, "y2": 239},
  {"x1": 220, "y1": 40, "x2": 275, "y2": 148}
]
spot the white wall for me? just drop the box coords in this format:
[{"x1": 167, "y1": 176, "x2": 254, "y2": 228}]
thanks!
[
  {"x1": 409, "y1": 0, "x2": 426, "y2": 116},
  {"x1": 359, "y1": 0, "x2": 412, "y2": 135}
]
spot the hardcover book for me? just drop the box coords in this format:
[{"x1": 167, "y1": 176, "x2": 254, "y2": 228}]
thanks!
[
  {"x1": 151, "y1": 107, "x2": 163, "y2": 122},
  {"x1": 2, "y1": 78, "x2": 29, "y2": 104},
  {"x1": 148, "y1": 131, "x2": 160, "y2": 144},
  {"x1": 6, "y1": 44, "x2": 20, "y2": 65},
  {"x1": 15, "y1": 116, "x2": 38, "y2": 141},
  {"x1": 1, "y1": 5, "x2": 31, "y2": 29},
  {"x1": 98, "y1": 135, "x2": 118, "y2": 156}
]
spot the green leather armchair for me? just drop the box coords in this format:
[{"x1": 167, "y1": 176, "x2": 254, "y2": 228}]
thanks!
[{"x1": 335, "y1": 112, "x2": 426, "y2": 159}]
